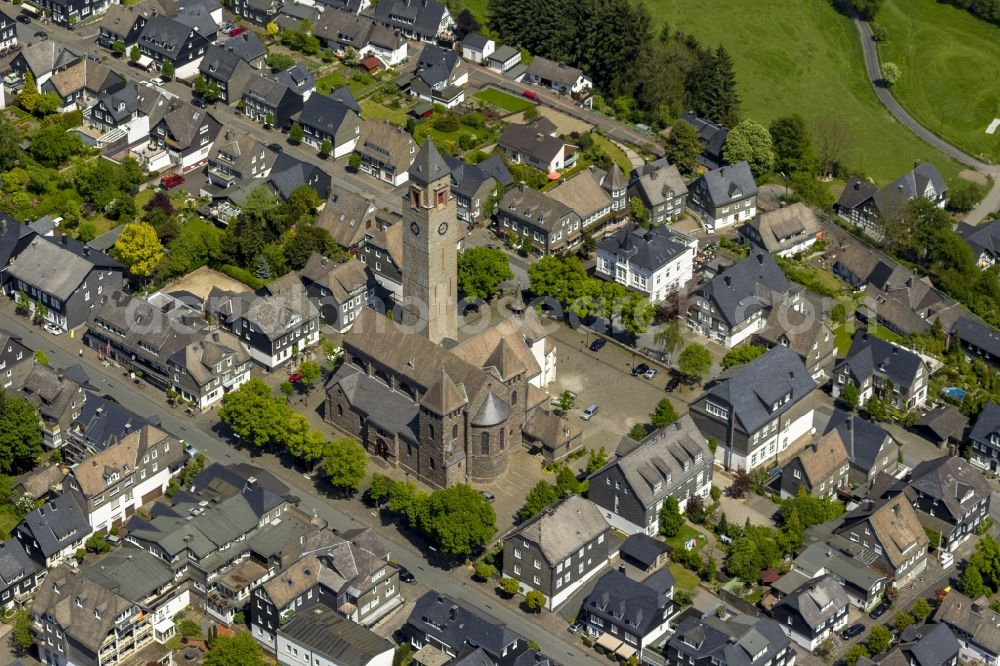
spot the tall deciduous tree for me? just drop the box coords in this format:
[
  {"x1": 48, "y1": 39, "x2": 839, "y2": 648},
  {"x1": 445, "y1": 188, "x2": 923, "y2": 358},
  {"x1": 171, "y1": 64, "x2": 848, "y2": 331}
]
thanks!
[
  {"x1": 678, "y1": 344, "x2": 712, "y2": 382},
  {"x1": 204, "y1": 633, "x2": 265, "y2": 666},
  {"x1": 0, "y1": 392, "x2": 43, "y2": 474},
  {"x1": 219, "y1": 378, "x2": 291, "y2": 447},
  {"x1": 418, "y1": 484, "x2": 497, "y2": 558},
  {"x1": 650, "y1": 398, "x2": 679, "y2": 429},
  {"x1": 663, "y1": 118, "x2": 703, "y2": 177},
  {"x1": 813, "y1": 114, "x2": 854, "y2": 178},
  {"x1": 721, "y1": 344, "x2": 766, "y2": 370},
  {"x1": 723, "y1": 119, "x2": 775, "y2": 179},
  {"x1": 519, "y1": 481, "x2": 559, "y2": 520},
  {"x1": 115, "y1": 222, "x2": 164, "y2": 277},
  {"x1": 769, "y1": 114, "x2": 815, "y2": 175},
  {"x1": 457, "y1": 247, "x2": 513, "y2": 301},
  {"x1": 0, "y1": 116, "x2": 21, "y2": 172},
  {"x1": 655, "y1": 320, "x2": 684, "y2": 360},
  {"x1": 324, "y1": 437, "x2": 368, "y2": 492}
]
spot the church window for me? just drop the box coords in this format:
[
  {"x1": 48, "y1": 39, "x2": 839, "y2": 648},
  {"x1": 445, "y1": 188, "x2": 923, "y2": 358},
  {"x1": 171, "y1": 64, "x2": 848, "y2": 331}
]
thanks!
[
  {"x1": 429, "y1": 424, "x2": 435, "y2": 439},
  {"x1": 511, "y1": 390, "x2": 517, "y2": 405},
  {"x1": 500, "y1": 429, "x2": 505, "y2": 450},
  {"x1": 481, "y1": 432, "x2": 490, "y2": 454},
  {"x1": 437, "y1": 189, "x2": 446, "y2": 206},
  {"x1": 429, "y1": 457, "x2": 435, "y2": 469},
  {"x1": 337, "y1": 404, "x2": 343, "y2": 417},
  {"x1": 452, "y1": 424, "x2": 458, "y2": 439}
]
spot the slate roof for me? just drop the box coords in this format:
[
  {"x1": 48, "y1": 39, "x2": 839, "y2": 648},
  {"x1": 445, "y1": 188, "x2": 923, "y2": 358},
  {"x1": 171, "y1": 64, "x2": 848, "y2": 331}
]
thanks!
[
  {"x1": 443, "y1": 155, "x2": 506, "y2": 201},
  {"x1": 43, "y1": 60, "x2": 124, "y2": 99},
  {"x1": 138, "y1": 15, "x2": 197, "y2": 60},
  {"x1": 243, "y1": 74, "x2": 292, "y2": 106},
  {"x1": 462, "y1": 34, "x2": 490, "y2": 51},
  {"x1": 69, "y1": 393, "x2": 157, "y2": 456},
  {"x1": 670, "y1": 613, "x2": 791, "y2": 666},
  {"x1": 837, "y1": 177, "x2": 878, "y2": 211},
  {"x1": 701, "y1": 346, "x2": 816, "y2": 436},
  {"x1": 170, "y1": 330, "x2": 249, "y2": 393},
  {"x1": 498, "y1": 183, "x2": 576, "y2": 233},
  {"x1": 0, "y1": 538, "x2": 37, "y2": 589},
  {"x1": 274, "y1": 63, "x2": 315, "y2": 96},
  {"x1": 80, "y1": 546, "x2": 174, "y2": 603},
  {"x1": 584, "y1": 570, "x2": 671, "y2": 637},
  {"x1": 199, "y1": 43, "x2": 252, "y2": 82},
  {"x1": 279, "y1": 606, "x2": 393, "y2": 664},
  {"x1": 526, "y1": 55, "x2": 583, "y2": 87},
  {"x1": 8, "y1": 236, "x2": 122, "y2": 300},
  {"x1": 409, "y1": 139, "x2": 450, "y2": 186},
  {"x1": 222, "y1": 31, "x2": 266, "y2": 62},
  {"x1": 954, "y1": 316, "x2": 1000, "y2": 359},
  {"x1": 631, "y1": 161, "x2": 687, "y2": 206},
  {"x1": 933, "y1": 591, "x2": 1000, "y2": 655},
  {"x1": 774, "y1": 575, "x2": 849, "y2": 631},
  {"x1": 269, "y1": 152, "x2": 331, "y2": 200},
  {"x1": 904, "y1": 622, "x2": 961, "y2": 666},
  {"x1": 328, "y1": 363, "x2": 419, "y2": 440},
  {"x1": 679, "y1": 113, "x2": 729, "y2": 169},
  {"x1": 159, "y1": 104, "x2": 220, "y2": 152},
  {"x1": 695, "y1": 251, "x2": 794, "y2": 327},
  {"x1": 755, "y1": 303, "x2": 833, "y2": 366},
  {"x1": 297, "y1": 92, "x2": 360, "y2": 137},
  {"x1": 358, "y1": 120, "x2": 416, "y2": 175},
  {"x1": 907, "y1": 456, "x2": 990, "y2": 524},
  {"x1": 407, "y1": 591, "x2": 520, "y2": 659},
  {"x1": 21, "y1": 364, "x2": 84, "y2": 424},
  {"x1": 619, "y1": 532, "x2": 670, "y2": 570},
  {"x1": 833, "y1": 244, "x2": 909, "y2": 290},
  {"x1": 374, "y1": 0, "x2": 447, "y2": 38},
  {"x1": 413, "y1": 43, "x2": 463, "y2": 89},
  {"x1": 840, "y1": 332, "x2": 924, "y2": 389},
  {"x1": 598, "y1": 223, "x2": 691, "y2": 273},
  {"x1": 0, "y1": 216, "x2": 36, "y2": 272},
  {"x1": 315, "y1": 0, "x2": 365, "y2": 11},
  {"x1": 510, "y1": 495, "x2": 608, "y2": 565},
  {"x1": 190, "y1": 461, "x2": 293, "y2": 504},
  {"x1": 916, "y1": 405, "x2": 967, "y2": 443},
  {"x1": 17, "y1": 41, "x2": 79, "y2": 78},
  {"x1": 31, "y1": 564, "x2": 132, "y2": 654},
  {"x1": 872, "y1": 163, "x2": 946, "y2": 221},
  {"x1": 20, "y1": 492, "x2": 91, "y2": 558},
  {"x1": 694, "y1": 161, "x2": 757, "y2": 207},
  {"x1": 98, "y1": 4, "x2": 152, "y2": 37},
  {"x1": 547, "y1": 166, "x2": 613, "y2": 219},
  {"x1": 72, "y1": 425, "x2": 182, "y2": 498},
  {"x1": 498, "y1": 119, "x2": 565, "y2": 165},
  {"x1": 970, "y1": 401, "x2": 1000, "y2": 445},
  {"x1": 824, "y1": 409, "x2": 893, "y2": 473},
  {"x1": 301, "y1": 253, "x2": 369, "y2": 301},
  {"x1": 314, "y1": 186, "x2": 375, "y2": 248}
]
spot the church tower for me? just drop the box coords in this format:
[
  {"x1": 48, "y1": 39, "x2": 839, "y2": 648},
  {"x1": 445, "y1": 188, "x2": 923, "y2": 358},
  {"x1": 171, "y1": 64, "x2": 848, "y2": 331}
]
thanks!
[{"x1": 402, "y1": 141, "x2": 458, "y2": 344}]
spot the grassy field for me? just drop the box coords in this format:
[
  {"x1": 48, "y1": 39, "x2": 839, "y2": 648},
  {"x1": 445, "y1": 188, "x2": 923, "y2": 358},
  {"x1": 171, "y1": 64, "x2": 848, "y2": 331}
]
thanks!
[
  {"x1": 449, "y1": 0, "x2": 489, "y2": 24},
  {"x1": 652, "y1": 0, "x2": 963, "y2": 185},
  {"x1": 474, "y1": 88, "x2": 536, "y2": 114},
  {"x1": 590, "y1": 133, "x2": 633, "y2": 175},
  {"x1": 876, "y1": 0, "x2": 1000, "y2": 163},
  {"x1": 360, "y1": 99, "x2": 410, "y2": 126},
  {"x1": 668, "y1": 563, "x2": 700, "y2": 593}
]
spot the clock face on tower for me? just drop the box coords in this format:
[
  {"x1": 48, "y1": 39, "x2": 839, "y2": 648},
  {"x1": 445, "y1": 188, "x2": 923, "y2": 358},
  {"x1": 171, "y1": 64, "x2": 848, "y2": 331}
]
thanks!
[
  {"x1": 410, "y1": 221, "x2": 420, "y2": 236},
  {"x1": 437, "y1": 222, "x2": 449, "y2": 236}
]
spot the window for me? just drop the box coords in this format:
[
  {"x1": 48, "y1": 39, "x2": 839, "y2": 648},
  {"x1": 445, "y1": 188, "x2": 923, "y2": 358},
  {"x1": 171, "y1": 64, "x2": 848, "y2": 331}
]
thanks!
[{"x1": 481, "y1": 431, "x2": 489, "y2": 454}]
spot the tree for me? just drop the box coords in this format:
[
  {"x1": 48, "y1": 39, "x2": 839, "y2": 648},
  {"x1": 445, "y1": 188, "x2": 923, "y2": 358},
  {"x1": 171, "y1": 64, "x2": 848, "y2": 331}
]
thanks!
[
  {"x1": 924, "y1": 526, "x2": 941, "y2": 551},
  {"x1": 419, "y1": 484, "x2": 497, "y2": 558},
  {"x1": 780, "y1": 489, "x2": 844, "y2": 528},
  {"x1": 289, "y1": 122, "x2": 304, "y2": 143},
  {"x1": 585, "y1": 447, "x2": 608, "y2": 474},
  {"x1": 115, "y1": 222, "x2": 163, "y2": 277},
  {"x1": 839, "y1": 382, "x2": 860, "y2": 411},
  {"x1": 960, "y1": 562, "x2": 988, "y2": 598},
  {"x1": 11, "y1": 610, "x2": 32, "y2": 655},
  {"x1": 348, "y1": 152, "x2": 362, "y2": 172},
  {"x1": 687, "y1": 45, "x2": 740, "y2": 126},
  {"x1": 663, "y1": 118, "x2": 703, "y2": 176},
  {"x1": 204, "y1": 633, "x2": 265, "y2": 666},
  {"x1": 29, "y1": 124, "x2": 88, "y2": 167},
  {"x1": 723, "y1": 119, "x2": 775, "y2": 179},
  {"x1": 266, "y1": 21, "x2": 279, "y2": 38},
  {"x1": 629, "y1": 197, "x2": 649, "y2": 226},
  {"x1": 881, "y1": 62, "x2": 901, "y2": 86},
  {"x1": 160, "y1": 60, "x2": 174, "y2": 80},
  {"x1": 579, "y1": 229, "x2": 597, "y2": 258},
  {"x1": 129, "y1": 45, "x2": 140, "y2": 62},
  {"x1": 342, "y1": 46, "x2": 360, "y2": 66},
  {"x1": 769, "y1": 114, "x2": 814, "y2": 175},
  {"x1": 893, "y1": 611, "x2": 914, "y2": 631},
  {"x1": 454, "y1": 8, "x2": 481, "y2": 39},
  {"x1": 319, "y1": 138, "x2": 333, "y2": 157},
  {"x1": 628, "y1": 423, "x2": 647, "y2": 441},
  {"x1": 911, "y1": 597, "x2": 932, "y2": 622},
  {"x1": 0, "y1": 116, "x2": 21, "y2": 173},
  {"x1": 519, "y1": 481, "x2": 559, "y2": 521},
  {"x1": 866, "y1": 626, "x2": 893, "y2": 655},
  {"x1": 650, "y1": 398, "x2": 679, "y2": 429},
  {"x1": 849, "y1": 0, "x2": 884, "y2": 19},
  {"x1": 17, "y1": 71, "x2": 39, "y2": 113},
  {"x1": 499, "y1": 578, "x2": 520, "y2": 597},
  {"x1": 33, "y1": 349, "x2": 48, "y2": 365},
  {"x1": 555, "y1": 465, "x2": 580, "y2": 496},
  {"x1": 865, "y1": 395, "x2": 889, "y2": 422},
  {"x1": 659, "y1": 496, "x2": 684, "y2": 537},
  {"x1": 844, "y1": 644, "x2": 870, "y2": 666},
  {"x1": 813, "y1": 114, "x2": 855, "y2": 178},
  {"x1": 457, "y1": 247, "x2": 513, "y2": 301},
  {"x1": 219, "y1": 378, "x2": 292, "y2": 448},
  {"x1": 730, "y1": 468, "x2": 751, "y2": 498},
  {"x1": 721, "y1": 344, "x2": 766, "y2": 370},
  {"x1": 678, "y1": 344, "x2": 712, "y2": 383},
  {"x1": 524, "y1": 590, "x2": 546, "y2": 611},
  {"x1": 193, "y1": 75, "x2": 222, "y2": 103},
  {"x1": 654, "y1": 321, "x2": 684, "y2": 363},
  {"x1": 297, "y1": 360, "x2": 322, "y2": 392},
  {"x1": 474, "y1": 563, "x2": 496, "y2": 581},
  {"x1": 686, "y1": 495, "x2": 707, "y2": 524},
  {"x1": 556, "y1": 390, "x2": 575, "y2": 414},
  {"x1": 621, "y1": 293, "x2": 655, "y2": 337},
  {"x1": 253, "y1": 254, "x2": 272, "y2": 280},
  {"x1": 0, "y1": 392, "x2": 43, "y2": 474},
  {"x1": 85, "y1": 533, "x2": 110, "y2": 554},
  {"x1": 323, "y1": 437, "x2": 367, "y2": 492},
  {"x1": 112, "y1": 40, "x2": 126, "y2": 56},
  {"x1": 522, "y1": 105, "x2": 541, "y2": 122},
  {"x1": 267, "y1": 52, "x2": 295, "y2": 72}
]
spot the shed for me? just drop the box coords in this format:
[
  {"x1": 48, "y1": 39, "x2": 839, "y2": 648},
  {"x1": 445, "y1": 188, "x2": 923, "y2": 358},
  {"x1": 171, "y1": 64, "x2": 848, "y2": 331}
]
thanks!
[
  {"x1": 619, "y1": 533, "x2": 670, "y2": 572},
  {"x1": 916, "y1": 405, "x2": 968, "y2": 447}
]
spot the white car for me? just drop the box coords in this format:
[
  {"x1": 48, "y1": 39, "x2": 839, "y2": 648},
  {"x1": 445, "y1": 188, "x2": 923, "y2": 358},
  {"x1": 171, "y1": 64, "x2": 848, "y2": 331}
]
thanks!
[
  {"x1": 43, "y1": 323, "x2": 63, "y2": 335},
  {"x1": 149, "y1": 77, "x2": 164, "y2": 85}
]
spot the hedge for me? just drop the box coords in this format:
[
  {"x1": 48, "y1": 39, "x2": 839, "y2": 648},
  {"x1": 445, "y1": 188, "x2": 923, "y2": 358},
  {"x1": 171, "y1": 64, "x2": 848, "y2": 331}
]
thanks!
[{"x1": 219, "y1": 264, "x2": 265, "y2": 291}]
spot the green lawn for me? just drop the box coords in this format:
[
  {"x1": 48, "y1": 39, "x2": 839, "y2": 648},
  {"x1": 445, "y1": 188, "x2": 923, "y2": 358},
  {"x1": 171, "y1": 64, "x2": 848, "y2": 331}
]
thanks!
[
  {"x1": 656, "y1": 0, "x2": 963, "y2": 185},
  {"x1": 876, "y1": 0, "x2": 1000, "y2": 163},
  {"x1": 590, "y1": 133, "x2": 633, "y2": 175},
  {"x1": 0, "y1": 504, "x2": 18, "y2": 540},
  {"x1": 662, "y1": 524, "x2": 703, "y2": 552},
  {"x1": 360, "y1": 99, "x2": 410, "y2": 126},
  {"x1": 413, "y1": 121, "x2": 498, "y2": 155},
  {"x1": 449, "y1": 0, "x2": 489, "y2": 24},
  {"x1": 315, "y1": 71, "x2": 350, "y2": 96},
  {"x1": 474, "y1": 88, "x2": 536, "y2": 114},
  {"x1": 668, "y1": 563, "x2": 700, "y2": 593},
  {"x1": 834, "y1": 323, "x2": 855, "y2": 356}
]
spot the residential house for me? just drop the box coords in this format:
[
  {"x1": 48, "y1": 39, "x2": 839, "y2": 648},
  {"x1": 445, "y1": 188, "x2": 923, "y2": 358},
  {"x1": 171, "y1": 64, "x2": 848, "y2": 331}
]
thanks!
[
  {"x1": 64, "y1": 424, "x2": 184, "y2": 532},
  {"x1": 495, "y1": 182, "x2": 582, "y2": 256},
  {"x1": 0, "y1": 216, "x2": 38, "y2": 290},
  {"x1": 831, "y1": 243, "x2": 909, "y2": 291},
  {"x1": 97, "y1": 3, "x2": 151, "y2": 47},
  {"x1": 521, "y1": 408, "x2": 582, "y2": 462},
  {"x1": 689, "y1": 345, "x2": 817, "y2": 471},
  {"x1": 274, "y1": 62, "x2": 316, "y2": 100},
  {"x1": 834, "y1": 332, "x2": 929, "y2": 412},
  {"x1": 268, "y1": 152, "x2": 332, "y2": 201},
  {"x1": 968, "y1": 401, "x2": 1000, "y2": 472},
  {"x1": 502, "y1": 496, "x2": 611, "y2": 611},
  {"x1": 687, "y1": 161, "x2": 758, "y2": 230},
  {"x1": 15, "y1": 491, "x2": 91, "y2": 569},
  {"x1": 404, "y1": 43, "x2": 468, "y2": 107},
  {"x1": 547, "y1": 164, "x2": 627, "y2": 227},
  {"x1": 206, "y1": 283, "x2": 320, "y2": 369},
  {"x1": 667, "y1": 613, "x2": 794, "y2": 666},
  {"x1": 524, "y1": 56, "x2": 591, "y2": 95},
  {"x1": 752, "y1": 303, "x2": 835, "y2": 381},
  {"x1": 868, "y1": 623, "x2": 961, "y2": 666},
  {"x1": 461, "y1": 34, "x2": 494, "y2": 62},
  {"x1": 0, "y1": 539, "x2": 41, "y2": 611},
  {"x1": 10, "y1": 40, "x2": 80, "y2": 88},
  {"x1": 300, "y1": 253, "x2": 373, "y2": 332},
  {"x1": 486, "y1": 44, "x2": 522, "y2": 75},
  {"x1": 0, "y1": 8, "x2": 17, "y2": 55},
  {"x1": 679, "y1": 112, "x2": 729, "y2": 170},
  {"x1": 274, "y1": 2, "x2": 320, "y2": 32},
  {"x1": 953, "y1": 316, "x2": 1000, "y2": 370},
  {"x1": 137, "y1": 15, "x2": 212, "y2": 79},
  {"x1": 915, "y1": 405, "x2": 968, "y2": 448},
  {"x1": 40, "y1": 59, "x2": 126, "y2": 112},
  {"x1": 587, "y1": 414, "x2": 713, "y2": 535},
  {"x1": 221, "y1": 30, "x2": 267, "y2": 68},
  {"x1": 779, "y1": 430, "x2": 850, "y2": 499},
  {"x1": 686, "y1": 250, "x2": 802, "y2": 348},
  {"x1": 171, "y1": 0, "x2": 223, "y2": 39},
  {"x1": 276, "y1": 606, "x2": 394, "y2": 666},
  {"x1": 315, "y1": 185, "x2": 378, "y2": 250},
  {"x1": 595, "y1": 223, "x2": 697, "y2": 303},
  {"x1": 356, "y1": 120, "x2": 416, "y2": 186},
  {"x1": 294, "y1": 93, "x2": 362, "y2": 157},
  {"x1": 933, "y1": 591, "x2": 1000, "y2": 666},
  {"x1": 0, "y1": 329, "x2": 32, "y2": 389},
  {"x1": 740, "y1": 203, "x2": 821, "y2": 258},
  {"x1": 315, "y1": 0, "x2": 369, "y2": 13},
  {"x1": 824, "y1": 409, "x2": 898, "y2": 489},
  {"x1": 35, "y1": 0, "x2": 112, "y2": 28},
  {"x1": 21, "y1": 363, "x2": 87, "y2": 450},
  {"x1": 207, "y1": 129, "x2": 279, "y2": 188},
  {"x1": 357, "y1": 223, "x2": 403, "y2": 305},
  {"x1": 887, "y1": 456, "x2": 991, "y2": 553},
  {"x1": 959, "y1": 220, "x2": 1000, "y2": 269},
  {"x1": 150, "y1": 102, "x2": 222, "y2": 172},
  {"x1": 198, "y1": 44, "x2": 256, "y2": 104},
  {"x1": 497, "y1": 118, "x2": 575, "y2": 174},
  {"x1": 780, "y1": 542, "x2": 887, "y2": 611},
  {"x1": 836, "y1": 163, "x2": 947, "y2": 231},
  {"x1": 581, "y1": 569, "x2": 675, "y2": 661},
  {"x1": 858, "y1": 275, "x2": 960, "y2": 338},
  {"x1": 443, "y1": 155, "x2": 511, "y2": 224},
  {"x1": 373, "y1": 0, "x2": 452, "y2": 42},
  {"x1": 628, "y1": 159, "x2": 688, "y2": 224},
  {"x1": 831, "y1": 494, "x2": 929, "y2": 587},
  {"x1": 771, "y1": 575, "x2": 849, "y2": 651},
  {"x1": 65, "y1": 393, "x2": 158, "y2": 464},
  {"x1": 89, "y1": 82, "x2": 173, "y2": 147},
  {"x1": 242, "y1": 75, "x2": 303, "y2": 128},
  {"x1": 168, "y1": 329, "x2": 252, "y2": 408},
  {"x1": 618, "y1": 533, "x2": 670, "y2": 573},
  {"x1": 250, "y1": 528, "x2": 402, "y2": 648},
  {"x1": 233, "y1": 0, "x2": 280, "y2": 26}
]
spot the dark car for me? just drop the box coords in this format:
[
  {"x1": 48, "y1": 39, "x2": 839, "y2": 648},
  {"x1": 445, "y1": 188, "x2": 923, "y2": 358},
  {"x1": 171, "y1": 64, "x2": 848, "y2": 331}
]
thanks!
[
  {"x1": 841, "y1": 623, "x2": 865, "y2": 640},
  {"x1": 17, "y1": 14, "x2": 31, "y2": 23},
  {"x1": 34, "y1": 30, "x2": 48, "y2": 40},
  {"x1": 267, "y1": 142, "x2": 284, "y2": 154},
  {"x1": 665, "y1": 376, "x2": 681, "y2": 392},
  {"x1": 398, "y1": 567, "x2": 415, "y2": 583},
  {"x1": 631, "y1": 363, "x2": 650, "y2": 377},
  {"x1": 870, "y1": 599, "x2": 891, "y2": 619},
  {"x1": 589, "y1": 338, "x2": 606, "y2": 352},
  {"x1": 192, "y1": 97, "x2": 208, "y2": 108}
]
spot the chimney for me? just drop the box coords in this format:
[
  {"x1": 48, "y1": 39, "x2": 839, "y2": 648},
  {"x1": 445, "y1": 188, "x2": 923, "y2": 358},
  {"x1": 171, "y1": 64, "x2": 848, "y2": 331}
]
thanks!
[
  {"x1": 449, "y1": 604, "x2": 459, "y2": 621},
  {"x1": 61, "y1": 234, "x2": 69, "y2": 245},
  {"x1": 723, "y1": 275, "x2": 731, "y2": 287},
  {"x1": 83, "y1": 247, "x2": 90, "y2": 256},
  {"x1": 756, "y1": 253, "x2": 764, "y2": 265},
  {"x1": 618, "y1": 564, "x2": 626, "y2": 574}
]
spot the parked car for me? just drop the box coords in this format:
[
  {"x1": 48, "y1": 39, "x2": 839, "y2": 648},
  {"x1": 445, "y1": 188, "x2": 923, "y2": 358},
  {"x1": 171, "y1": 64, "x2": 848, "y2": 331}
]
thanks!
[
  {"x1": 665, "y1": 376, "x2": 681, "y2": 392},
  {"x1": 43, "y1": 323, "x2": 63, "y2": 335},
  {"x1": 398, "y1": 568, "x2": 415, "y2": 583},
  {"x1": 34, "y1": 30, "x2": 48, "y2": 40},
  {"x1": 522, "y1": 90, "x2": 538, "y2": 101},
  {"x1": 479, "y1": 490, "x2": 496, "y2": 503},
  {"x1": 17, "y1": 14, "x2": 31, "y2": 23},
  {"x1": 870, "y1": 599, "x2": 891, "y2": 619},
  {"x1": 589, "y1": 338, "x2": 606, "y2": 352},
  {"x1": 160, "y1": 173, "x2": 184, "y2": 189},
  {"x1": 631, "y1": 363, "x2": 650, "y2": 377},
  {"x1": 228, "y1": 26, "x2": 247, "y2": 37},
  {"x1": 192, "y1": 96, "x2": 208, "y2": 108},
  {"x1": 267, "y1": 142, "x2": 284, "y2": 154},
  {"x1": 568, "y1": 620, "x2": 586, "y2": 634},
  {"x1": 581, "y1": 404, "x2": 599, "y2": 421},
  {"x1": 643, "y1": 367, "x2": 659, "y2": 380},
  {"x1": 841, "y1": 623, "x2": 865, "y2": 640}
]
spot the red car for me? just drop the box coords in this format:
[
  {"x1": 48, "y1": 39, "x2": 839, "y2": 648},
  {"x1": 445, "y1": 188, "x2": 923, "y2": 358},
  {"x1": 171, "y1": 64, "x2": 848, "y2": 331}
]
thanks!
[
  {"x1": 522, "y1": 90, "x2": 539, "y2": 101},
  {"x1": 228, "y1": 26, "x2": 247, "y2": 37},
  {"x1": 288, "y1": 373, "x2": 302, "y2": 383},
  {"x1": 159, "y1": 173, "x2": 184, "y2": 189}
]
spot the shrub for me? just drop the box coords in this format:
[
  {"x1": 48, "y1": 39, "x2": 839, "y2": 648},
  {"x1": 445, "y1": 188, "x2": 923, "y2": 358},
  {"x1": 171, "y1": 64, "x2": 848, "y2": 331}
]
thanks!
[
  {"x1": 499, "y1": 578, "x2": 520, "y2": 597},
  {"x1": 474, "y1": 563, "x2": 496, "y2": 582},
  {"x1": 219, "y1": 264, "x2": 265, "y2": 290}
]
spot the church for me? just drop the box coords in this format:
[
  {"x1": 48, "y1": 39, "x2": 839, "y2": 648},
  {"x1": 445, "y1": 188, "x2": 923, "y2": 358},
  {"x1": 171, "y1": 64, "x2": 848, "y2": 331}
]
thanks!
[{"x1": 324, "y1": 142, "x2": 567, "y2": 489}]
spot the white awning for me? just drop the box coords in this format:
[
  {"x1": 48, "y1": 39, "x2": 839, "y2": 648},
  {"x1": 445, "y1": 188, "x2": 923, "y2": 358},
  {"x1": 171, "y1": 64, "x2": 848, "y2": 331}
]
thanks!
[
  {"x1": 595, "y1": 632, "x2": 623, "y2": 652},
  {"x1": 136, "y1": 55, "x2": 154, "y2": 68}
]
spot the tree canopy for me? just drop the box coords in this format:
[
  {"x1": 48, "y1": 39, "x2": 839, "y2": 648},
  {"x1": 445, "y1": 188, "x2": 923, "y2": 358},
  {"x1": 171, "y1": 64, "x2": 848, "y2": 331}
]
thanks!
[
  {"x1": 678, "y1": 344, "x2": 712, "y2": 382},
  {"x1": 650, "y1": 398, "x2": 679, "y2": 429},
  {"x1": 204, "y1": 633, "x2": 265, "y2": 666},
  {"x1": 457, "y1": 247, "x2": 513, "y2": 301},
  {"x1": 769, "y1": 115, "x2": 815, "y2": 175},
  {"x1": 663, "y1": 119, "x2": 703, "y2": 176},
  {"x1": 723, "y1": 119, "x2": 775, "y2": 179},
  {"x1": 720, "y1": 344, "x2": 766, "y2": 370},
  {"x1": 0, "y1": 392, "x2": 43, "y2": 474},
  {"x1": 418, "y1": 484, "x2": 497, "y2": 558},
  {"x1": 323, "y1": 437, "x2": 368, "y2": 492},
  {"x1": 115, "y1": 222, "x2": 163, "y2": 277}
]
